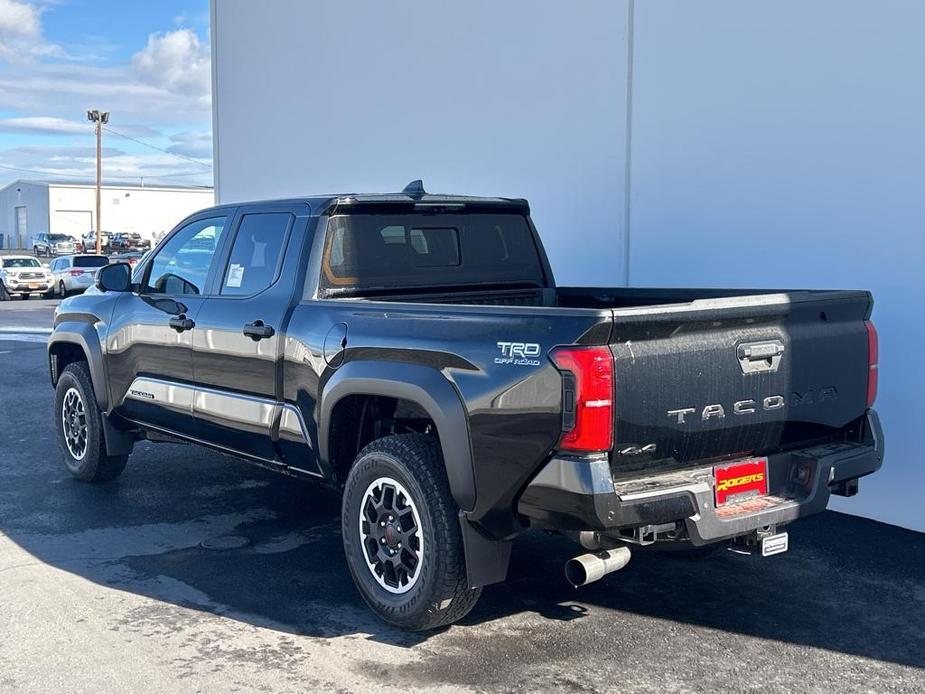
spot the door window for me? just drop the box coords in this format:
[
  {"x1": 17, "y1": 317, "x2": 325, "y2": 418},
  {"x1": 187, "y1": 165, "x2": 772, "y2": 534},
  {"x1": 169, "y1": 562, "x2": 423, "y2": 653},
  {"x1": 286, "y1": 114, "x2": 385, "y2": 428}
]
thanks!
[
  {"x1": 220, "y1": 213, "x2": 291, "y2": 296},
  {"x1": 144, "y1": 217, "x2": 226, "y2": 295}
]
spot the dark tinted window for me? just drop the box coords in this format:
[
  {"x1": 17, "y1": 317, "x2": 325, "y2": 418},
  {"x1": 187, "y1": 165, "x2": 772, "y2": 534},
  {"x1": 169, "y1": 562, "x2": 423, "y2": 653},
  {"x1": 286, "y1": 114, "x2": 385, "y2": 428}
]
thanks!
[
  {"x1": 322, "y1": 212, "x2": 543, "y2": 294},
  {"x1": 145, "y1": 217, "x2": 226, "y2": 295},
  {"x1": 3, "y1": 258, "x2": 40, "y2": 268},
  {"x1": 49, "y1": 234, "x2": 70, "y2": 242},
  {"x1": 73, "y1": 256, "x2": 109, "y2": 268},
  {"x1": 220, "y1": 213, "x2": 291, "y2": 296}
]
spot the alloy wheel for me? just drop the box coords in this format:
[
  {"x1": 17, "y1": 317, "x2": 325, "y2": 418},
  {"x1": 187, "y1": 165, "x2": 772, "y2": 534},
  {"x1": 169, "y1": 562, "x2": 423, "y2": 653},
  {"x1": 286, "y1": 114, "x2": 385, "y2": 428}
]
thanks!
[
  {"x1": 61, "y1": 387, "x2": 88, "y2": 460},
  {"x1": 359, "y1": 476, "x2": 424, "y2": 594}
]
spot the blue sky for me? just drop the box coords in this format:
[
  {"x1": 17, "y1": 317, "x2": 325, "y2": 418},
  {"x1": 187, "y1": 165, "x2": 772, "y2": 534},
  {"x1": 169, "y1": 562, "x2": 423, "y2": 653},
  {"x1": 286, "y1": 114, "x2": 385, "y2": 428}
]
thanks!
[{"x1": 0, "y1": 0, "x2": 212, "y2": 188}]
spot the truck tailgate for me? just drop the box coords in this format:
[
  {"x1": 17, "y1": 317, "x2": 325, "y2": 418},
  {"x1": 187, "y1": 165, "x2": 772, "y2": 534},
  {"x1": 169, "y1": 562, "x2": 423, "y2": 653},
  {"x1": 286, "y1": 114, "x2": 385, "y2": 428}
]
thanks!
[{"x1": 609, "y1": 291, "x2": 873, "y2": 473}]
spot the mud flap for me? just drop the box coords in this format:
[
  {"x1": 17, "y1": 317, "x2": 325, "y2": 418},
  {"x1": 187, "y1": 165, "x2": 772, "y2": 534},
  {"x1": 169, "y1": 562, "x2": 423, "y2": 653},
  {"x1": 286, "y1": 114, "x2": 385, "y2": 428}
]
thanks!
[
  {"x1": 459, "y1": 513, "x2": 512, "y2": 588},
  {"x1": 102, "y1": 413, "x2": 135, "y2": 457}
]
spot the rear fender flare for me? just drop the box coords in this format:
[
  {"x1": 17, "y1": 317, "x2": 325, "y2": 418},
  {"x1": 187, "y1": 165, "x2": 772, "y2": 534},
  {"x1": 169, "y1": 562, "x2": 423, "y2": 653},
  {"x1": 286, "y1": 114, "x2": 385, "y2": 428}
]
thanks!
[{"x1": 319, "y1": 360, "x2": 476, "y2": 512}]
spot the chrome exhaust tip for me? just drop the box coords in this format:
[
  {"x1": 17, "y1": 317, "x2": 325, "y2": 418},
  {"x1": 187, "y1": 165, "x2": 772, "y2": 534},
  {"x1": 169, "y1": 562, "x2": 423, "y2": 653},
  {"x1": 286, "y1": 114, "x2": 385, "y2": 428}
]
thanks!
[{"x1": 565, "y1": 546, "x2": 631, "y2": 587}]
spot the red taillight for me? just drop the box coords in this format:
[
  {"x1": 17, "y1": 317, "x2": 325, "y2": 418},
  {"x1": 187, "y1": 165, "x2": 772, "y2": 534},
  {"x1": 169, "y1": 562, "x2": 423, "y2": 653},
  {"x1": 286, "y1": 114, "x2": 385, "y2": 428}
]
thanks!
[
  {"x1": 550, "y1": 346, "x2": 614, "y2": 452},
  {"x1": 865, "y1": 320, "x2": 878, "y2": 408},
  {"x1": 69, "y1": 270, "x2": 83, "y2": 276}
]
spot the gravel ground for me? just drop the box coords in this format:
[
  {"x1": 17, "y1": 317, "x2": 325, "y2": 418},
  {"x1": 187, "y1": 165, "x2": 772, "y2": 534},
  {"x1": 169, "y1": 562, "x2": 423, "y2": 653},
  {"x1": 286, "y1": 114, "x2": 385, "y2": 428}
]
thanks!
[{"x1": 1, "y1": 301, "x2": 923, "y2": 693}]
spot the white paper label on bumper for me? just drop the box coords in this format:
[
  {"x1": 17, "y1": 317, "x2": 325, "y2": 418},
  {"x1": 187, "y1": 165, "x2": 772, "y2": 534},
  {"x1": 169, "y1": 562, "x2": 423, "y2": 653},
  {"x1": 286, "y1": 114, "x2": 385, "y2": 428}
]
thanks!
[{"x1": 761, "y1": 532, "x2": 789, "y2": 557}]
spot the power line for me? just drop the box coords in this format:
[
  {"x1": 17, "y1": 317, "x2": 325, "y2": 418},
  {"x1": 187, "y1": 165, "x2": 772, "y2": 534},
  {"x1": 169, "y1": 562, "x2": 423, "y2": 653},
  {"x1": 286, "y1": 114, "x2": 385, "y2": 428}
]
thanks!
[
  {"x1": 0, "y1": 163, "x2": 97, "y2": 179},
  {"x1": 102, "y1": 126, "x2": 213, "y2": 170},
  {"x1": 0, "y1": 162, "x2": 211, "y2": 181}
]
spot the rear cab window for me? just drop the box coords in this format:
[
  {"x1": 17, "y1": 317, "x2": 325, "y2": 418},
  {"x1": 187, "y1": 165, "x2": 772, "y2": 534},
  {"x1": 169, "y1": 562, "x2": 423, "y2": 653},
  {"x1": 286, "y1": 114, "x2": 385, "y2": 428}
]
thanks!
[{"x1": 321, "y1": 209, "x2": 545, "y2": 296}]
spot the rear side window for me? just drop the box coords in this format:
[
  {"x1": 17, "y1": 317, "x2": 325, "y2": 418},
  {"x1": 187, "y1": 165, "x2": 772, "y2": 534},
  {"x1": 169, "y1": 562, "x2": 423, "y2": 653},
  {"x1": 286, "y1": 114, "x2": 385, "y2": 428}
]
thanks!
[
  {"x1": 220, "y1": 213, "x2": 291, "y2": 296},
  {"x1": 73, "y1": 256, "x2": 109, "y2": 268},
  {"x1": 322, "y1": 212, "x2": 544, "y2": 294}
]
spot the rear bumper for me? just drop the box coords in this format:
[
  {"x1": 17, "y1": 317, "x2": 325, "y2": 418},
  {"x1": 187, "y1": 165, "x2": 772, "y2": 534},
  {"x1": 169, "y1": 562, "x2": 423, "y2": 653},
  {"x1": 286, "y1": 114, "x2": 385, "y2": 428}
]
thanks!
[{"x1": 518, "y1": 410, "x2": 884, "y2": 545}]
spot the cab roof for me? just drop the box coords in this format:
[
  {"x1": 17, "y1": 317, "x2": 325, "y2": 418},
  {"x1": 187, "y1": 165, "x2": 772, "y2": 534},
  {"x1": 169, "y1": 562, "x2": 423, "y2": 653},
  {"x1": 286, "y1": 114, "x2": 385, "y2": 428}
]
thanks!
[{"x1": 201, "y1": 181, "x2": 530, "y2": 217}]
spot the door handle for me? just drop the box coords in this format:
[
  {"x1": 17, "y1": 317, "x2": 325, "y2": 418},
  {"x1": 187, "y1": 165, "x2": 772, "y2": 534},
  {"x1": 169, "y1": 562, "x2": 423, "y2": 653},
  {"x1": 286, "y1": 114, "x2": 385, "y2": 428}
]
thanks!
[
  {"x1": 169, "y1": 315, "x2": 195, "y2": 332},
  {"x1": 243, "y1": 320, "x2": 275, "y2": 341}
]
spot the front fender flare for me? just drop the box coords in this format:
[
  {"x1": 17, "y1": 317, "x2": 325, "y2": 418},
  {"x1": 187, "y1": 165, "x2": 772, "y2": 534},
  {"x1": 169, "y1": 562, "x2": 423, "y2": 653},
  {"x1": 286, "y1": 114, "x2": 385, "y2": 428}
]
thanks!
[
  {"x1": 48, "y1": 322, "x2": 109, "y2": 411},
  {"x1": 319, "y1": 360, "x2": 476, "y2": 512}
]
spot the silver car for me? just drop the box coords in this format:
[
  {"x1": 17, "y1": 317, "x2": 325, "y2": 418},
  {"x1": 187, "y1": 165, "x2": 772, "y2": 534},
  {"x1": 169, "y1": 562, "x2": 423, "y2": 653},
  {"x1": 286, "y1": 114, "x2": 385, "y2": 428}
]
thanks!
[
  {"x1": 33, "y1": 233, "x2": 78, "y2": 257},
  {"x1": 49, "y1": 254, "x2": 110, "y2": 296}
]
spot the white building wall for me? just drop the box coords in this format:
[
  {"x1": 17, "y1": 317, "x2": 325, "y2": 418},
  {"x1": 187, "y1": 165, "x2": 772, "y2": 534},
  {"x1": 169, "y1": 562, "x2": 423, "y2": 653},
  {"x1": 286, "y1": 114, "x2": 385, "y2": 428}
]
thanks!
[
  {"x1": 213, "y1": 1, "x2": 923, "y2": 530},
  {"x1": 47, "y1": 184, "x2": 215, "y2": 242},
  {"x1": 0, "y1": 182, "x2": 49, "y2": 249},
  {"x1": 212, "y1": 0, "x2": 631, "y2": 285},
  {"x1": 627, "y1": 1, "x2": 925, "y2": 531}
]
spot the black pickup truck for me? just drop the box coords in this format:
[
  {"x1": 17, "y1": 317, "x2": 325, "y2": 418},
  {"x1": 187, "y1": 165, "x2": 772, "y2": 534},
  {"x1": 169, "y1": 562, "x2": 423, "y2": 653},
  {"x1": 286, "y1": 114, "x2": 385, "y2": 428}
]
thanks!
[{"x1": 48, "y1": 182, "x2": 883, "y2": 630}]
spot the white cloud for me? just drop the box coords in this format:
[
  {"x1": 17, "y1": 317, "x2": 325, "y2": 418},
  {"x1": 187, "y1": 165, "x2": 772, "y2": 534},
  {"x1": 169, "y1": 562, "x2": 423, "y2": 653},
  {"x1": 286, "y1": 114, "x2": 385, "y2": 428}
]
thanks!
[
  {"x1": 0, "y1": 11, "x2": 213, "y2": 188},
  {"x1": 0, "y1": 142, "x2": 212, "y2": 186},
  {"x1": 0, "y1": 0, "x2": 61, "y2": 62},
  {"x1": 0, "y1": 116, "x2": 85, "y2": 134},
  {"x1": 132, "y1": 29, "x2": 210, "y2": 100},
  {"x1": 166, "y1": 130, "x2": 212, "y2": 158}
]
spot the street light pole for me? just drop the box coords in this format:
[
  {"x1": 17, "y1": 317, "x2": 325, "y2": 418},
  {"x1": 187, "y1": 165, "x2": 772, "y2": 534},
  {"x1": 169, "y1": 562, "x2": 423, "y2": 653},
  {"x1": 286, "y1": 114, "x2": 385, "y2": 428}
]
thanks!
[{"x1": 87, "y1": 110, "x2": 110, "y2": 256}]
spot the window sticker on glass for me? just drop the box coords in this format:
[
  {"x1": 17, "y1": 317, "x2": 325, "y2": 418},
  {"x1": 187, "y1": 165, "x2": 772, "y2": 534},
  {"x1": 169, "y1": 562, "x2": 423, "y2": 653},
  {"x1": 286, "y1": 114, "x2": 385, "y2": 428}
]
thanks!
[{"x1": 226, "y1": 263, "x2": 245, "y2": 288}]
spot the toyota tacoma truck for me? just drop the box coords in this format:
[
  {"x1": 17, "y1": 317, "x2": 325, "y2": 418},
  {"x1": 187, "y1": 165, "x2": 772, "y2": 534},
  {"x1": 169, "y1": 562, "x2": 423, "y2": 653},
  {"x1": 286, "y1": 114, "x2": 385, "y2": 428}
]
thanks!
[{"x1": 48, "y1": 181, "x2": 884, "y2": 630}]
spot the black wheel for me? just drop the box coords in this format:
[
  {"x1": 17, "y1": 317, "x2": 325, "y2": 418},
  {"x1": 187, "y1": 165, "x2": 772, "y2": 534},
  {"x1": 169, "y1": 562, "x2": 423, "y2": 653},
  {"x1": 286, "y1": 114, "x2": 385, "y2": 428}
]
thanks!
[
  {"x1": 54, "y1": 362, "x2": 128, "y2": 483},
  {"x1": 342, "y1": 434, "x2": 481, "y2": 631},
  {"x1": 58, "y1": 281, "x2": 68, "y2": 298},
  {"x1": 0, "y1": 283, "x2": 9, "y2": 302}
]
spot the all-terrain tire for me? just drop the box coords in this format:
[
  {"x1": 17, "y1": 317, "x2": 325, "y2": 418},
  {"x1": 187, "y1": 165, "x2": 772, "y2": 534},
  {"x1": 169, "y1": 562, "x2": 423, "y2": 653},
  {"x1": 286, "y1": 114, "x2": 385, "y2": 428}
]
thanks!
[
  {"x1": 341, "y1": 434, "x2": 481, "y2": 631},
  {"x1": 54, "y1": 361, "x2": 128, "y2": 482}
]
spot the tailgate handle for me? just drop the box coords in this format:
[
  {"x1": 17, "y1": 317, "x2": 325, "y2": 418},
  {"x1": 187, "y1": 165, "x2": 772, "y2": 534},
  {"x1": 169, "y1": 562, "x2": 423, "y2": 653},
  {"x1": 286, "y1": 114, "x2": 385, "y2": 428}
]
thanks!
[{"x1": 737, "y1": 340, "x2": 785, "y2": 374}]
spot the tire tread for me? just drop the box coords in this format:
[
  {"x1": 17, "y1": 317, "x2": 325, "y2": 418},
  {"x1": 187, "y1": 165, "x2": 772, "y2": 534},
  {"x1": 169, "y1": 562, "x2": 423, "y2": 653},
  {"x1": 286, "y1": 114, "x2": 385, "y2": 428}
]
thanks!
[
  {"x1": 56, "y1": 361, "x2": 128, "y2": 483},
  {"x1": 343, "y1": 433, "x2": 481, "y2": 630}
]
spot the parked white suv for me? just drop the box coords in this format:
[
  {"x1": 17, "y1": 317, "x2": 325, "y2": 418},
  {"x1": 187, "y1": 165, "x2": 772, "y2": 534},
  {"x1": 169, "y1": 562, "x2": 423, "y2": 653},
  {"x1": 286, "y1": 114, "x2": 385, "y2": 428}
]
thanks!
[
  {"x1": 49, "y1": 255, "x2": 109, "y2": 296},
  {"x1": 0, "y1": 256, "x2": 54, "y2": 300}
]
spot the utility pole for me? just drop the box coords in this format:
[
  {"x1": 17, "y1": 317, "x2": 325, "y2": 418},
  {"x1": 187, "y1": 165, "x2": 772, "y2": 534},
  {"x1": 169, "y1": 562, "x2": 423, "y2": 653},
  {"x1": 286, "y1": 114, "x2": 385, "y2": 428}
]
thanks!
[{"x1": 87, "y1": 110, "x2": 110, "y2": 255}]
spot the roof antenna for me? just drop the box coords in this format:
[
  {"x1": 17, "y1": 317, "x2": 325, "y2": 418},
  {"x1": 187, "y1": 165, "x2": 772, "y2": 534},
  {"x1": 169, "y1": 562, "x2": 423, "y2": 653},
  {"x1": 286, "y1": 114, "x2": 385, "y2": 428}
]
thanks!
[{"x1": 402, "y1": 179, "x2": 426, "y2": 197}]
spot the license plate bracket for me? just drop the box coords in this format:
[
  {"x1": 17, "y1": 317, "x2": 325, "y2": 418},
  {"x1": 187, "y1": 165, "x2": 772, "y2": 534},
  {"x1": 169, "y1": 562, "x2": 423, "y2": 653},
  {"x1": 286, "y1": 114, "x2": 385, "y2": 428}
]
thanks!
[
  {"x1": 714, "y1": 457, "x2": 768, "y2": 506},
  {"x1": 761, "y1": 532, "x2": 789, "y2": 557}
]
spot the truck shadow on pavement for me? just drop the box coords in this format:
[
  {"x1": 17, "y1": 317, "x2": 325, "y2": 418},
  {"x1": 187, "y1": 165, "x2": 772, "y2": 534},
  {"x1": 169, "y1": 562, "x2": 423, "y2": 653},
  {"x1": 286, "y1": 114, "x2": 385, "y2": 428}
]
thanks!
[{"x1": 3, "y1": 432, "x2": 924, "y2": 671}]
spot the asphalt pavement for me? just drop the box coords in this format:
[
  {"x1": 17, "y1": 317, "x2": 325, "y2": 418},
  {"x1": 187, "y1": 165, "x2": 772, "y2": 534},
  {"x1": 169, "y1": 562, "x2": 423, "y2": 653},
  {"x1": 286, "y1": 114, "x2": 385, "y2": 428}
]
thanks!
[{"x1": 1, "y1": 300, "x2": 923, "y2": 693}]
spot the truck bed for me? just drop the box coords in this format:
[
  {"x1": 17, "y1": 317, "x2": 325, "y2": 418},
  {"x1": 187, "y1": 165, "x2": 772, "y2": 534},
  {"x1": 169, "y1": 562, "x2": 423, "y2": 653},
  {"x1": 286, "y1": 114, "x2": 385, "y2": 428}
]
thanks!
[{"x1": 359, "y1": 284, "x2": 874, "y2": 478}]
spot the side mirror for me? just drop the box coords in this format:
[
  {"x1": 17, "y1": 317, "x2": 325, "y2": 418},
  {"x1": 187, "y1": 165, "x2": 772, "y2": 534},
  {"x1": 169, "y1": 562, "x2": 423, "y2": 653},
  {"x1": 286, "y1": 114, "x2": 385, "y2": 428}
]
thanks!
[{"x1": 96, "y1": 262, "x2": 132, "y2": 292}]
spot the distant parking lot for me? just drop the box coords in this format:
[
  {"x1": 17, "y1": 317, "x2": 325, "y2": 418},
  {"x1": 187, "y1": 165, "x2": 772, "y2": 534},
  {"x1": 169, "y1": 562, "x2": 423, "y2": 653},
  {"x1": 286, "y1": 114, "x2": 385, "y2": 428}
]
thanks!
[{"x1": 0, "y1": 302, "x2": 923, "y2": 693}]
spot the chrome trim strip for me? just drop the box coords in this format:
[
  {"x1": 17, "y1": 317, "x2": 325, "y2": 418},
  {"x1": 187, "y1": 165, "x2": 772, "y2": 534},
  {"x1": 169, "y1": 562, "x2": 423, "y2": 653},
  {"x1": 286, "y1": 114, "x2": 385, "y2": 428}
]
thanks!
[
  {"x1": 193, "y1": 387, "x2": 280, "y2": 433},
  {"x1": 123, "y1": 377, "x2": 194, "y2": 415},
  {"x1": 122, "y1": 377, "x2": 321, "y2": 476},
  {"x1": 279, "y1": 404, "x2": 312, "y2": 445}
]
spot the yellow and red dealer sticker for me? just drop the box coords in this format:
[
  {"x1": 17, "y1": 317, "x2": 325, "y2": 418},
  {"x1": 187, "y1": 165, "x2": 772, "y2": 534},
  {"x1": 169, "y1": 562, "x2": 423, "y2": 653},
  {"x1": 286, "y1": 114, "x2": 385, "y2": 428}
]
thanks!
[{"x1": 714, "y1": 458, "x2": 768, "y2": 506}]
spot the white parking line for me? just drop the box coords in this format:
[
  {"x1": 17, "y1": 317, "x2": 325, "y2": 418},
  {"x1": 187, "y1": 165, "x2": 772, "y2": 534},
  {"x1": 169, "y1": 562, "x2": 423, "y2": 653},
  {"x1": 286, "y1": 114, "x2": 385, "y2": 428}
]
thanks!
[
  {"x1": 0, "y1": 333, "x2": 49, "y2": 343},
  {"x1": 0, "y1": 327, "x2": 53, "y2": 334}
]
